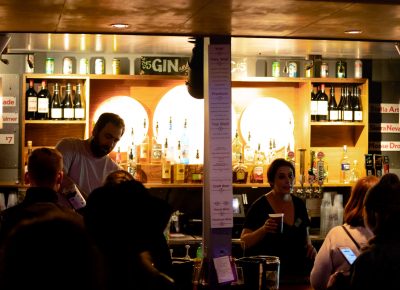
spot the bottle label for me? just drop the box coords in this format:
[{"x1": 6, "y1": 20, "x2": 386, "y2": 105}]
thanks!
[
  {"x1": 235, "y1": 168, "x2": 246, "y2": 181},
  {"x1": 251, "y1": 166, "x2": 263, "y2": 183},
  {"x1": 311, "y1": 101, "x2": 318, "y2": 116},
  {"x1": 354, "y1": 111, "x2": 362, "y2": 121},
  {"x1": 317, "y1": 100, "x2": 328, "y2": 115},
  {"x1": 343, "y1": 110, "x2": 352, "y2": 121},
  {"x1": 175, "y1": 164, "x2": 186, "y2": 182},
  {"x1": 151, "y1": 144, "x2": 162, "y2": 162},
  {"x1": 341, "y1": 163, "x2": 350, "y2": 171},
  {"x1": 140, "y1": 143, "x2": 149, "y2": 159},
  {"x1": 37, "y1": 98, "x2": 49, "y2": 113},
  {"x1": 162, "y1": 162, "x2": 171, "y2": 179},
  {"x1": 74, "y1": 108, "x2": 85, "y2": 119},
  {"x1": 27, "y1": 97, "x2": 37, "y2": 112},
  {"x1": 329, "y1": 110, "x2": 339, "y2": 121},
  {"x1": 51, "y1": 108, "x2": 62, "y2": 119},
  {"x1": 63, "y1": 108, "x2": 74, "y2": 119}
]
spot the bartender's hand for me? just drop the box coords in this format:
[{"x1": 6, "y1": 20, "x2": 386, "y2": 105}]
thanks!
[{"x1": 263, "y1": 217, "x2": 279, "y2": 234}]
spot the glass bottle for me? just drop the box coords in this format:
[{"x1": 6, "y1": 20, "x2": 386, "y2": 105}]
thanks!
[
  {"x1": 328, "y1": 85, "x2": 339, "y2": 121},
  {"x1": 340, "y1": 145, "x2": 351, "y2": 184},
  {"x1": 243, "y1": 131, "x2": 255, "y2": 165},
  {"x1": 352, "y1": 86, "x2": 362, "y2": 122},
  {"x1": 36, "y1": 80, "x2": 50, "y2": 120},
  {"x1": 317, "y1": 84, "x2": 328, "y2": 121},
  {"x1": 139, "y1": 118, "x2": 149, "y2": 163},
  {"x1": 180, "y1": 118, "x2": 190, "y2": 165},
  {"x1": 73, "y1": 83, "x2": 85, "y2": 120},
  {"x1": 151, "y1": 121, "x2": 162, "y2": 164},
  {"x1": 161, "y1": 138, "x2": 172, "y2": 184},
  {"x1": 62, "y1": 83, "x2": 74, "y2": 120},
  {"x1": 233, "y1": 153, "x2": 248, "y2": 184},
  {"x1": 232, "y1": 130, "x2": 243, "y2": 164},
  {"x1": 336, "y1": 60, "x2": 347, "y2": 78},
  {"x1": 342, "y1": 86, "x2": 353, "y2": 122},
  {"x1": 174, "y1": 141, "x2": 186, "y2": 184},
  {"x1": 191, "y1": 149, "x2": 203, "y2": 184},
  {"x1": 24, "y1": 140, "x2": 33, "y2": 175},
  {"x1": 26, "y1": 79, "x2": 37, "y2": 120},
  {"x1": 50, "y1": 83, "x2": 62, "y2": 120},
  {"x1": 310, "y1": 86, "x2": 318, "y2": 122}
]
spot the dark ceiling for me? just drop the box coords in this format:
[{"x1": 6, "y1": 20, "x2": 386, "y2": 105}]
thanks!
[{"x1": 1, "y1": 0, "x2": 400, "y2": 59}]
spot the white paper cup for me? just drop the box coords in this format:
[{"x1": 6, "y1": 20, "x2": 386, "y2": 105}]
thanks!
[{"x1": 269, "y1": 213, "x2": 284, "y2": 233}]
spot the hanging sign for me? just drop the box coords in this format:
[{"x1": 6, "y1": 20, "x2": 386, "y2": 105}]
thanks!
[{"x1": 139, "y1": 56, "x2": 189, "y2": 75}]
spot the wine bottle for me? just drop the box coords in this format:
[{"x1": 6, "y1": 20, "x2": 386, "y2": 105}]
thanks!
[
  {"x1": 73, "y1": 83, "x2": 85, "y2": 120},
  {"x1": 316, "y1": 84, "x2": 328, "y2": 121},
  {"x1": 36, "y1": 80, "x2": 50, "y2": 120},
  {"x1": 50, "y1": 83, "x2": 62, "y2": 120},
  {"x1": 352, "y1": 86, "x2": 363, "y2": 122},
  {"x1": 328, "y1": 85, "x2": 339, "y2": 121},
  {"x1": 310, "y1": 86, "x2": 318, "y2": 122},
  {"x1": 26, "y1": 79, "x2": 38, "y2": 120},
  {"x1": 62, "y1": 83, "x2": 74, "y2": 120},
  {"x1": 342, "y1": 86, "x2": 353, "y2": 122}
]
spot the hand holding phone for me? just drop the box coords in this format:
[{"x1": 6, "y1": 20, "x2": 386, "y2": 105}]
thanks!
[{"x1": 339, "y1": 247, "x2": 357, "y2": 265}]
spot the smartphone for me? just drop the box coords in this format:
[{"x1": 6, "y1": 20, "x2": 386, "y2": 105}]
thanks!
[{"x1": 339, "y1": 247, "x2": 357, "y2": 265}]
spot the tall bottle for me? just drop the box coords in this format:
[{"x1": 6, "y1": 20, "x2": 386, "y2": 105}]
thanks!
[
  {"x1": 191, "y1": 149, "x2": 203, "y2": 184},
  {"x1": 62, "y1": 83, "x2": 74, "y2": 120},
  {"x1": 50, "y1": 83, "x2": 62, "y2": 120},
  {"x1": 352, "y1": 86, "x2": 362, "y2": 122},
  {"x1": 139, "y1": 118, "x2": 150, "y2": 163},
  {"x1": 174, "y1": 141, "x2": 186, "y2": 184},
  {"x1": 151, "y1": 121, "x2": 162, "y2": 164},
  {"x1": 26, "y1": 79, "x2": 38, "y2": 120},
  {"x1": 161, "y1": 138, "x2": 172, "y2": 184},
  {"x1": 340, "y1": 145, "x2": 351, "y2": 184},
  {"x1": 73, "y1": 83, "x2": 85, "y2": 120},
  {"x1": 342, "y1": 86, "x2": 353, "y2": 122},
  {"x1": 180, "y1": 118, "x2": 190, "y2": 165},
  {"x1": 243, "y1": 131, "x2": 255, "y2": 165},
  {"x1": 36, "y1": 80, "x2": 50, "y2": 120},
  {"x1": 328, "y1": 85, "x2": 339, "y2": 121},
  {"x1": 232, "y1": 130, "x2": 243, "y2": 164},
  {"x1": 316, "y1": 84, "x2": 328, "y2": 121},
  {"x1": 337, "y1": 87, "x2": 344, "y2": 121},
  {"x1": 310, "y1": 86, "x2": 318, "y2": 122},
  {"x1": 233, "y1": 153, "x2": 248, "y2": 184}
]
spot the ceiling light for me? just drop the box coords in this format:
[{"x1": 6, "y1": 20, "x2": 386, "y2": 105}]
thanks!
[
  {"x1": 345, "y1": 29, "x2": 363, "y2": 34},
  {"x1": 110, "y1": 23, "x2": 130, "y2": 29}
]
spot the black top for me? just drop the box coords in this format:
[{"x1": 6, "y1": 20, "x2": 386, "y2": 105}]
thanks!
[{"x1": 243, "y1": 194, "x2": 311, "y2": 278}]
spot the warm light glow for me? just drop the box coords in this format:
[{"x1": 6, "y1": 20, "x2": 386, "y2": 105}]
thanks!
[
  {"x1": 47, "y1": 33, "x2": 52, "y2": 50},
  {"x1": 63, "y1": 34, "x2": 70, "y2": 50},
  {"x1": 110, "y1": 23, "x2": 130, "y2": 29},
  {"x1": 345, "y1": 30, "x2": 362, "y2": 34},
  {"x1": 80, "y1": 34, "x2": 86, "y2": 51},
  {"x1": 113, "y1": 35, "x2": 117, "y2": 52},
  {"x1": 240, "y1": 97, "x2": 294, "y2": 153},
  {"x1": 93, "y1": 96, "x2": 149, "y2": 151},
  {"x1": 95, "y1": 34, "x2": 102, "y2": 52}
]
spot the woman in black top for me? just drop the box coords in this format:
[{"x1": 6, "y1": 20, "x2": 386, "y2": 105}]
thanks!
[{"x1": 240, "y1": 158, "x2": 316, "y2": 280}]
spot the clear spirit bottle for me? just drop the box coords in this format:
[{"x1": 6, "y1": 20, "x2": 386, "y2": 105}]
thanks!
[{"x1": 340, "y1": 145, "x2": 351, "y2": 184}]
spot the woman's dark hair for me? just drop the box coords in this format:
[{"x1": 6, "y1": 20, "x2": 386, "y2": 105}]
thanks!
[
  {"x1": 93, "y1": 112, "x2": 125, "y2": 136},
  {"x1": 364, "y1": 173, "x2": 400, "y2": 239},
  {"x1": 344, "y1": 175, "x2": 379, "y2": 227},
  {"x1": 267, "y1": 158, "x2": 295, "y2": 185}
]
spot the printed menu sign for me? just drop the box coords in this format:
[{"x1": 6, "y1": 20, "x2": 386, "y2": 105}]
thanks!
[{"x1": 208, "y1": 44, "x2": 233, "y2": 228}]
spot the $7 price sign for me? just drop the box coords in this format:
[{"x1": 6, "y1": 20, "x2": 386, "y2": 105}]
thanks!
[{"x1": 0, "y1": 134, "x2": 14, "y2": 144}]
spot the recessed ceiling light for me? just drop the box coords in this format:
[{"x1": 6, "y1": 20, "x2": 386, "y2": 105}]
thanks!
[
  {"x1": 110, "y1": 23, "x2": 130, "y2": 29},
  {"x1": 345, "y1": 29, "x2": 363, "y2": 34}
]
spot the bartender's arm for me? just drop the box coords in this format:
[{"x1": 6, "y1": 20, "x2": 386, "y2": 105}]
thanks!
[{"x1": 240, "y1": 217, "x2": 279, "y2": 249}]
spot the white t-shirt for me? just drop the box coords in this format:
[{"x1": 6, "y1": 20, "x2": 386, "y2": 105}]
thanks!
[{"x1": 55, "y1": 138, "x2": 121, "y2": 196}]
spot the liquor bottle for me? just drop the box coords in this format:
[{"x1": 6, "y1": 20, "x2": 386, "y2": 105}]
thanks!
[
  {"x1": 243, "y1": 131, "x2": 255, "y2": 165},
  {"x1": 233, "y1": 153, "x2": 248, "y2": 184},
  {"x1": 342, "y1": 86, "x2": 353, "y2": 122},
  {"x1": 180, "y1": 118, "x2": 190, "y2": 165},
  {"x1": 74, "y1": 83, "x2": 85, "y2": 120},
  {"x1": 191, "y1": 149, "x2": 203, "y2": 184},
  {"x1": 328, "y1": 85, "x2": 339, "y2": 121},
  {"x1": 316, "y1": 84, "x2": 328, "y2": 121},
  {"x1": 340, "y1": 145, "x2": 351, "y2": 184},
  {"x1": 139, "y1": 118, "x2": 149, "y2": 163},
  {"x1": 174, "y1": 141, "x2": 186, "y2": 184},
  {"x1": 232, "y1": 130, "x2": 243, "y2": 164},
  {"x1": 151, "y1": 121, "x2": 162, "y2": 164},
  {"x1": 310, "y1": 86, "x2": 318, "y2": 122},
  {"x1": 167, "y1": 116, "x2": 176, "y2": 159},
  {"x1": 352, "y1": 86, "x2": 362, "y2": 122},
  {"x1": 336, "y1": 60, "x2": 347, "y2": 78},
  {"x1": 161, "y1": 138, "x2": 172, "y2": 184},
  {"x1": 115, "y1": 146, "x2": 122, "y2": 165},
  {"x1": 127, "y1": 147, "x2": 137, "y2": 176},
  {"x1": 50, "y1": 83, "x2": 62, "y2": 120},
  {"x1": 65, "y1": 184, "x2": 86, "y2": 210},
  {"x1": 62, "y1": 83, "x2": 74, "y2": 120},
  {"x1": 250, "y1": 153, "x2": 264, "y2": 183},
  {"x1": 36, "y1": 80, "x2": 50, "y2": 120},
  {"x1": 26, "y1": 79, "x2": 37, "y2": 120}
]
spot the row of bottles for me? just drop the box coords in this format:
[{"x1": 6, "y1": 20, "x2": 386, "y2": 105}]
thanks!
[
  {"x1": 310, "y1": 84, "x2": 362, "y2": 122},
  {"x1": 26, "y1": 79, "x2": 85, "y2": 120}
]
